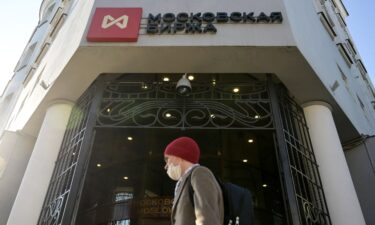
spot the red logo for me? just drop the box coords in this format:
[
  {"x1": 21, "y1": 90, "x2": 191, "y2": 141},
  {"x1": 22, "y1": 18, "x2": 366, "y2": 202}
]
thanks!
[{"x1": 87, "y1": 8, "x2": 143, "y2": 42}]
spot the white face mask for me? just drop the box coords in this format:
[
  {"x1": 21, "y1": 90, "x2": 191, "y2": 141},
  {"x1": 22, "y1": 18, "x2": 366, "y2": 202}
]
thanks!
[{"x1": 167, "y1": 163, "x2": 182, "y2": 181}]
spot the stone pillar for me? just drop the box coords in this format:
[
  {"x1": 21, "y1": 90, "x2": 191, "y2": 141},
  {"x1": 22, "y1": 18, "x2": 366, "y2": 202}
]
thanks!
[
  {"x1": 0, "y1": 131, "x2": 36, "y2": 225},
  {"x1": 303, "y1": 101, "x2": 366, "y2": 225},
  {"x1": 7, "y1": 101, "x2": 73, "y2": 225}
]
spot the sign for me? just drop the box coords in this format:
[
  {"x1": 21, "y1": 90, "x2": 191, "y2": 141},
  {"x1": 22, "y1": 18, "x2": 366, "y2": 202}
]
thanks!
[
  {"x1": 147, "y1": 11, "x2": 283, "y2": 34},
  {"x1": 87, "y1": 8, "x2": 283, "y2": 42},
  {"x1": 139, "y1": 197, "x2": 173, "y2": 218},
  {"x1": 87, "y1": 8, "x2": 142, "y2": 42}
]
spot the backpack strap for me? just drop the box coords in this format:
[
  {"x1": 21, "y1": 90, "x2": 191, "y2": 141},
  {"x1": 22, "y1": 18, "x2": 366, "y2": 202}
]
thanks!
[{"x1": 187, "y1": 167, "x2": 198, "y2": 207}]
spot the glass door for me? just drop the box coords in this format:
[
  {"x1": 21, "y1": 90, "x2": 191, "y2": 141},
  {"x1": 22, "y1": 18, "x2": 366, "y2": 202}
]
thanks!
[{"x1": 74, "y1": 128, "x2": 286, "y2": 225}]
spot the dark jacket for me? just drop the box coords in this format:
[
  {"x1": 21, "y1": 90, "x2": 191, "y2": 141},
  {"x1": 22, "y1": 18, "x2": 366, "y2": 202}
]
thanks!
[{"x1": 171, "y1": 166, "x2": 224, "y2": 225}]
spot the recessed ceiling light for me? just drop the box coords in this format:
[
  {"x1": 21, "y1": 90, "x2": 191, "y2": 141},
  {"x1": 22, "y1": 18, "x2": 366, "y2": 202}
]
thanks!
[
  {"x1": 188, "y1": 75, "x2": 194, "y2": 81},
  {"x1": 248, "y1": 139, "x2": 254, "y2": 143},
  {"x1": 233, "y1": 88, "x2": 239, "y2": 93},
  {"x1": 97, "y1": 163, "x2": 102, "y2": 167},
  {"x1": 243, "y1": 159, "x2": 248, "y2": 163},
  {"x1": 262, "y1": 184, "x2": 268, "y2": 188},
  {"x1": 127, "y1": 136, "x2": 133, "y2": 141},
  {"x1": 163, "y1": 77, "x2": 170, "y2": 82}
]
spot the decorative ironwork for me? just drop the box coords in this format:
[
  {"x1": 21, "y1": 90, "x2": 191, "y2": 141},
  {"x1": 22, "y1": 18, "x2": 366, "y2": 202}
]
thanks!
[
  {"x1": 41, "y1": 196, "x2": 64, "y2": 225},
  {"x1": 277, "y1": 89, "x2": 331, "y2": 225},
  {"x1": 38, "y1": 74, "x2": 333, "y2": 225},
  {"x1": 97, "y1": 82, "x2": 273, "y2": 129},
  {"x1": 303, "y1": 200, "x2": 327, "y2": 225},
  {"x1": 37, "y1": 84, "x2": 97, "y2": 225}
]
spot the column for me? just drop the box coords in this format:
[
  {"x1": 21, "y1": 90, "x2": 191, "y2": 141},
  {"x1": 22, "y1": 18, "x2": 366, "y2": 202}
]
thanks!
[
  {"x1": 6, "y1": 100, "x2": 73, "y2": 225},
  {"x1": 303, "y1": 101, "x2": 366, "y2": 225},
  {"x1": 0, "y1": 131, "x2": 35, "y2": 225}
]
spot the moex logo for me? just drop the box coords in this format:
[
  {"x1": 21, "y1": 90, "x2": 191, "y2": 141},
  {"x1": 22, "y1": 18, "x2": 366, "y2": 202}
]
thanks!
[
  {"x1": 87, "y1": 8, "x2": 142, "y2": 42},
  {"x1": 101, "y1": 15, "x2": 129, "y2": 29}
]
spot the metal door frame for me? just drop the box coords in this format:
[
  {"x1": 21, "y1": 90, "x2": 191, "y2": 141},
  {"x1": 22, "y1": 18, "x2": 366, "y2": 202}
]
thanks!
[{"x1": 37, "y1": 74, "x2": 331, "y2": 225}]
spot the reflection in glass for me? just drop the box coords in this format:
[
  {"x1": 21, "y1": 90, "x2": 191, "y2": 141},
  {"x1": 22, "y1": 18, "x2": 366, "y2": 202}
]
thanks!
[{"x1": 74, "y1": 128, "x2": 286, "y2": 225}]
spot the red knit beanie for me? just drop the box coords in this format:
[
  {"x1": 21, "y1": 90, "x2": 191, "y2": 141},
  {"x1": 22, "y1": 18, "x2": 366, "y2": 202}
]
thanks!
[{"x1": 164, "y1": 137, "x2": 200, "y2": 164}]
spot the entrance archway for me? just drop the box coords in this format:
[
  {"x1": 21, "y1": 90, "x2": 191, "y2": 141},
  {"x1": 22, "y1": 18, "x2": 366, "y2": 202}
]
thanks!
[{"x1": 37, "y1": 74, "x2": 331, "y2": 225}]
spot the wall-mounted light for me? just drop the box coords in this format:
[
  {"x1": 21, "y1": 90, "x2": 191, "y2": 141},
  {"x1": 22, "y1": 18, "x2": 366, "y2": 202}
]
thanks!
[
  {"x1": 242, "y1": 159, "x2": 248, "y2": 163},
  {"x1": 188, "y1": 75, "x2": 195, "y2": 81},
  {"x1": 262, "y1": 184, "x2": 268, "y2": 188},
  {"x1": 123, "y1": 176, "x2": 129, "y2": 180},
  {"x1": 248, "y1": 139, "x2": 254, "y2": 143},
  {"x1": 163, "y1": 77, "x2": 170, "y2": 82},
  {"x1": 127, "y1": 136, "x2": 133, "y2": 141},
  {"x1": 97, "y1": 163, "x2": 102, "y2": 168},
  {"x1": 233, "y1": 88, "x2": 239, "y2": 93}
]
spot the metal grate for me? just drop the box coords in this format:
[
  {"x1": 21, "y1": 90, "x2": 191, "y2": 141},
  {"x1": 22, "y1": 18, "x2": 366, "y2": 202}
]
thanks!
[
  {"x1": 97, "y1": 81, "x2": 273, "y2": 129},
  {"x1": 37, "y1": 85, "x2": 96, "y2": 225},
  {"x1": 278, "y1": 91, "x2": 332, "y2": 225},
  {"x1": 37, "y1": 75, "x2": 332, "y2": 225}
]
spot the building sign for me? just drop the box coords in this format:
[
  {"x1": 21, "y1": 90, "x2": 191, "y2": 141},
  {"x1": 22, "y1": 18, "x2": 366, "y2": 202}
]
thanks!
[
  {"x1": 87, "y1": 8, "x2": 143, "y2": 42},
  {"x1": 139, "y1": 197, "x2": 173, "y2": 218},
  {"x1": 147, "y1": 12, "x2": 283, "y2": 34},
  {"x1": 87, "y1": 8, "x2": 283, "y2": 41}
]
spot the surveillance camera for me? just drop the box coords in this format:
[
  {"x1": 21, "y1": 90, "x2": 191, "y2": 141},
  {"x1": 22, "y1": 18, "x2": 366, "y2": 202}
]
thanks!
[{"x1": 176, "y1": 74, "x2": 192, "y2": 96}]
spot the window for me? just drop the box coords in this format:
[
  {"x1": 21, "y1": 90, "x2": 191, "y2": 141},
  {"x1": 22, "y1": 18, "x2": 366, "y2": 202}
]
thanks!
[
  {"x1": 336, "y1": 12, "x2": 346, "y2": 28},
  {"x1": 40, "y1": 1, "x2": 56, "y2": 22},
  {"x1": 34, "y1": 42, "x2": 51, "y2": 65},
  {"x1": 346, "y1": 38, "x2": 357, "y2": 57},
  {"x1": 17, "y1": 42, "x2": 37, "y2": 71},
  {"x1": 319, "y1": 11, "x2": 337, "y2": 39},
  {"x1": 357, "y1": 94, "x2": 365, "y2": 109},
  {"x1": 49, "y1": 12, "x2": 67, "y2": 40},
  {"x1": 337, "y1": 43, "x2": 353, "y2": 66},
  {"x1": 356, "y1": 59, "x2": 368, "y2": 80}
]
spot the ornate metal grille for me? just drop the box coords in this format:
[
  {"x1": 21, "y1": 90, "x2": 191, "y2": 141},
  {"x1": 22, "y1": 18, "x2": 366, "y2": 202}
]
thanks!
[
  {"x1": 37, "y1": 85, "x2": 97, "y2": 225},
  {"x1": 37, "y1": 75, "x2": 332, "y2": 225},
  {"x1": 97, "y1": 81, "x2": 273, "y2": 129},
  {"x1": 276, "y1": 89, "x2": 332, "y2": 225}
]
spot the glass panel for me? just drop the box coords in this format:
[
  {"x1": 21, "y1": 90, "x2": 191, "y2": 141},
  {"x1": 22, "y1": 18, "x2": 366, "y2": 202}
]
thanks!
[{"x1": 75, "y1": 128, "x2": 286, "y2": 225}]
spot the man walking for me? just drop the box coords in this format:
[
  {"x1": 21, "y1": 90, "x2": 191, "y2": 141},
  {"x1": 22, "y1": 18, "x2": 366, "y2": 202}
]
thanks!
[{"x1": 164, "y1": 136, "x2": 224, "y2": 225}]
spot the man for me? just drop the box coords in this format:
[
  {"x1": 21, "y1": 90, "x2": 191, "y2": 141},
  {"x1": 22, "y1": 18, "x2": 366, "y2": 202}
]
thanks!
[{"x1": 164, "y1": 136, "x2": 224, "y2": 225}]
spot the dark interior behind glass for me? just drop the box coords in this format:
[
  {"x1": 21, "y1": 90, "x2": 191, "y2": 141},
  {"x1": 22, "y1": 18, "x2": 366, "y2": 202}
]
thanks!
[{"x1": 75, "y1": 128, "x2": 286, "y2": 225}]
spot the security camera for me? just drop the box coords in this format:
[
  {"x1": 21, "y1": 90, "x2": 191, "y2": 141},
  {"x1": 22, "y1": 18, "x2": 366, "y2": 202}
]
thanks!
[{"x1": 176, "y1": 74, "x2": 192, "y2": 96}]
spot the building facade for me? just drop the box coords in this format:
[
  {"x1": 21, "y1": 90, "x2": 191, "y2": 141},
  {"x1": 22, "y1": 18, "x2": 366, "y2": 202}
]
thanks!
[{"x1": 0, "y1": 0, "x2": 374, "y2": 225}]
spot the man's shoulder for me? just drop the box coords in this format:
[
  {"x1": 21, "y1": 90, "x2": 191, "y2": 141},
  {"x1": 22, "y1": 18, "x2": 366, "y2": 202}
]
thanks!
[{"x1": 191, "y1": 165, "x2": 215, "y2": 178}]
